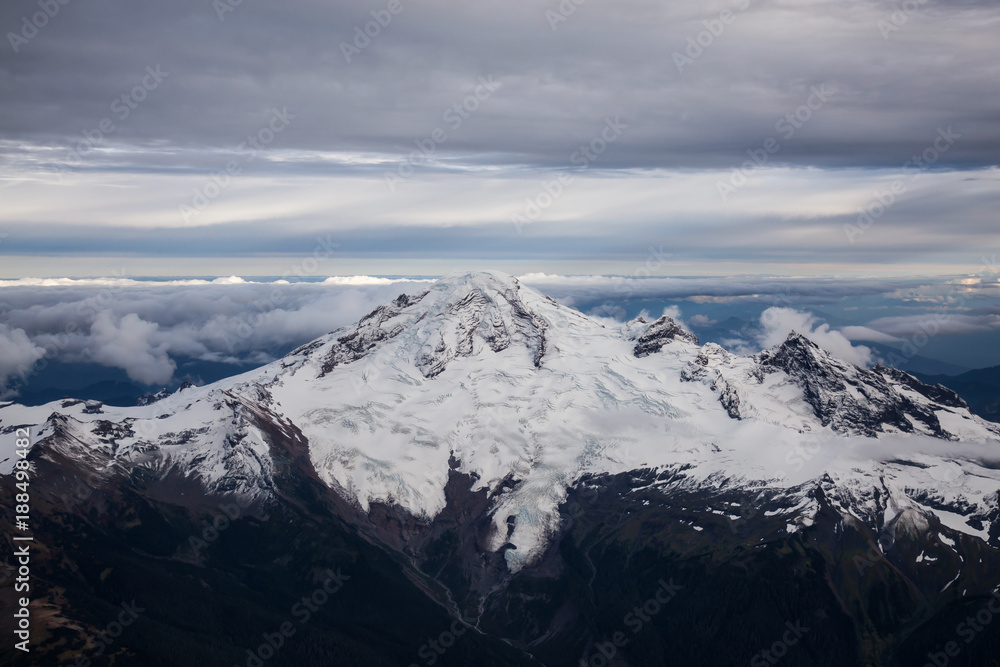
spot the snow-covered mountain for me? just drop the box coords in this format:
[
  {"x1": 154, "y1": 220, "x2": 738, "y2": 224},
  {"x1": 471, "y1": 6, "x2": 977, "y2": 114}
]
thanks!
[
  {"x1": 5, "y1": 270, "x2": 1000, "y2": 667},
  {"x1": 3, "y1": 270, "x2": 998, "y2": 575}
]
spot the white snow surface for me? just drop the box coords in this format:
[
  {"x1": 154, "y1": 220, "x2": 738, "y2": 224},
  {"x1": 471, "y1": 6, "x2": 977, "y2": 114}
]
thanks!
[{"x1": 2, "y1": 271, "x2": 999, "y2": 572}]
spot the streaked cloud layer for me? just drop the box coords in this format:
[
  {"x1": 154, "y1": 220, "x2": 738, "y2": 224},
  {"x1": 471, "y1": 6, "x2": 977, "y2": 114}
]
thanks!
[{"x1": 1, "y1": 0, "x2": 998, "y2": 272}]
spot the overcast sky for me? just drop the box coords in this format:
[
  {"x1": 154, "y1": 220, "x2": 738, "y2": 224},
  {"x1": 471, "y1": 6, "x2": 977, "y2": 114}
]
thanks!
[{"x1": 1, "y1": 0, "x2": 998, "y2": 276}]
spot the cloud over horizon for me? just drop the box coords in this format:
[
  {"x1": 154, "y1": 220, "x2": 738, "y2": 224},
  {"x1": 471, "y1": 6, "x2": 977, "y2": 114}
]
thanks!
[
  {"x1": 1, "y1": 272, "x2": 996, "y2": 396},
  {"x1": 0, "y1": 280, "x2": 426, "y2": 396}
]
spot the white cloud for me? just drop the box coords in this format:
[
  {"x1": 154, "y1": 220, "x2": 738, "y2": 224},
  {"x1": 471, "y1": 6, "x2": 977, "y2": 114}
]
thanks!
[
  {"x1": 689, "y1": 314, "x2": 717, "y2": 327},
  {"x1": 839, "y1": 326, "x2": 903, "y2": 344},
  {"x1": 865, "y1": 313, "x2": 1000, "y2": 337},
  {"x1": 0, "y1": 324, "x2": 45, "y2": 396},
  {"x1": 323, "y1": 276, "x2": 432, "y2": 286},
  {"x1": 88, "y1": 312, "x2": 176, "y2": 385},
  {"x1": 0, "y1": 281, "x2": 428, "y2": 392},
  {"x1": 757, "y1": 307, "x2": 872, "y2": 367},
  {"x1": 661, "y1": 305, "x2": 683, "y2": 322},
  {"x1": 587, "y1": 304, "x2": 627, "y2": 320}
]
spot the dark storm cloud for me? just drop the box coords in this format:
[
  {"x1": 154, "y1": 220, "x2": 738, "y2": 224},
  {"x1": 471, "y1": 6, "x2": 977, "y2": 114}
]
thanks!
[{"x1": 2, "y1": 0, "x2": 1000, "y2": 173}]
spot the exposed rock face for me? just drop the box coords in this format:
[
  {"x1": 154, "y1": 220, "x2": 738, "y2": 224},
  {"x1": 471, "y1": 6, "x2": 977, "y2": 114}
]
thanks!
[
  {"x1": 878, "y1": 365, "x2": 969, "y2": 409},
  {"x1": 680, "y1": 343, "x2": 744, "y2": 419},
  {"x1": 320, "y1": 291, "x2": 430, "y2": 375},
  {"x1": 137, "y1": 381, "x2": 196, "y2": 406},
  {"x1": 315, "y1": 274, "x2": 551, "y2": 381},
  {"x1": 413, "y1": 279, "x2": 547, "y2": 378},
  {"x1": 632, "y1": 316, "x2": 699, "y2": 357},
  {"x1": 681, "y1": 331, "x2": 1000, "y2": 440},
  {"x1": 760, "y1": 333, "x2": 988, "y2": 438}
]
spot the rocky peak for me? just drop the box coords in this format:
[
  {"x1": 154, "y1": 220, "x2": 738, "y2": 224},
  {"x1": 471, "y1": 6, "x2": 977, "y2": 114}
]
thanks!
[
  {"x1": 758, "y1": 333, "x2": 957, "y2": 437},
  {"x1": 875, "y1": 365, "x2": 969, "y2": 409},
  {"x1": 633, "y1": 316, "x2": 699, "y2": 357},
  {"x1": 137, "y1": 381, "x2": 197, "y2": 406},
  {"x1": 413, "y1": 271, "x2": 547, "y2": 377},
  {"x1": 313, "y1": 271, "x2": 550, "y2": 380},
  {"x1": 318, "y1": 290, "x2": 430, "y2": 376},
  {"x1": 758, "y1": 332, "x2": 830, "y2": 374}
]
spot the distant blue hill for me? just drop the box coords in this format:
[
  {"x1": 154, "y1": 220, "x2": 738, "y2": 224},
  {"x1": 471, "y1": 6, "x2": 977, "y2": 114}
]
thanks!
[
  {"x1": 915, "y1": 365, "x2": 1000, "y2": 423},
  {"x1": 863, "y1": 342, "x2": 971, "y2": 377},
  {"x1": 10, "y1": 357, "x2": 266, "y2": 407}
]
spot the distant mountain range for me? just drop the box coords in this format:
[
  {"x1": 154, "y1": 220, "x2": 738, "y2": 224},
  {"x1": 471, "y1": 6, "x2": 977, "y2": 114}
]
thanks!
[
  {"x1": 864, "y1": 341, "x2": 973, "y2": 377},
  {"x1": 2, "y1": 271, "x2": 998, "y2": 666},
  {"x1": 917, "y1": 366, "x2": 1000, "y2": 424}
]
